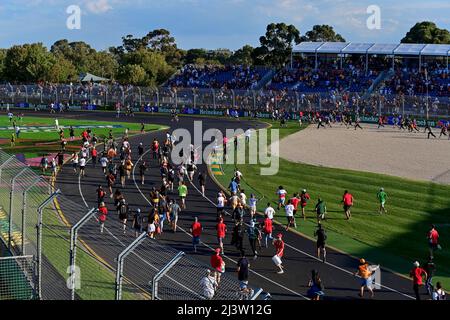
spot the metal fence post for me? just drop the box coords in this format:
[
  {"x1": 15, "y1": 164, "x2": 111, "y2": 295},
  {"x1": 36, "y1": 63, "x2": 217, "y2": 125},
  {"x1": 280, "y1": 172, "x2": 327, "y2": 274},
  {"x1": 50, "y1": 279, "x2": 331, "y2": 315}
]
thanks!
[
  {"x1": 21, "y1": 177, "x2": 42, "y2": 255},
  {"x1": 0, "y1": 155, "x2": 15, "y2": 182},
  {"x1": 152, "y1": 251, "x2": 185, "y2": 300},
  {"x1": 69, "y1": 207, "x2": 97, "y2": 300},
  {"x1": 9, "y1": 167, "x2": 29, "y2": 250},
  {"x1": 115, "y1": 232, "x2": 148, "y2": 300},
  {"x1": 36, "y1": 190, "x2": 60, "y2": 300}
]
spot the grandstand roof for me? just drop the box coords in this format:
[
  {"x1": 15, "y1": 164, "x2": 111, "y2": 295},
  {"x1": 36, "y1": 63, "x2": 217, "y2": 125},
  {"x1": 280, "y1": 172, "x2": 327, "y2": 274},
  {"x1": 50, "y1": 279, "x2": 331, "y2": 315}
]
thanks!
[{"x1": 294, "y1": 42, "x2": 450, "y2": 56}]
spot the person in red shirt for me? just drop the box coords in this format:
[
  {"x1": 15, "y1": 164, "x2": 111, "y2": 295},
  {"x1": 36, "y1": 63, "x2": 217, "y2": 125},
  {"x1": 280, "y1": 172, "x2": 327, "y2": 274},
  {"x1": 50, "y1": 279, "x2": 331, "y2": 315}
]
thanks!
[
  {"x1": 410, "y1": 261, "x2": 428, "y2": 300},
  {"x1": 91, "y1": 148, "x2": 98, "y2": 168},
  {"x1": 190, "y1": 217, "x2": 202, "y2": 253},
  {"x1": 342, "y1": 190, "x2": 354, "y2": 220},
  {"x1": 211, "y1": 248, "x2": 224, "y2": 284},
  {"x1": 273, "y1": 234, "x2": 285, "y2": 274},
  {"x1": 290, "y1": 194, "x2": 300, "y2": 228},
  {"x1": 300, "y1": 190, "x2": 311, "y2": 221},
  {"x1": 98, "y1": 202, "x2": 108, "y2": 234},
  {"x1": 263, "y1": 214, "x2": 273, "y2": 248},
  {"x1": 216, "y1": 218, "x2": 227, "y2": 254},
  {"x1": 427, "y1": 225, "x2": 440, "y2": 259}
]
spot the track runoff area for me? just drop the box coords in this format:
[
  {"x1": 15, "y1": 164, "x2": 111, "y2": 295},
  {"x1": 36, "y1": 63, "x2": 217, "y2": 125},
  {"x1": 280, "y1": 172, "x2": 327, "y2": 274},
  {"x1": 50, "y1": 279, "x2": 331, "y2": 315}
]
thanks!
[{"x1": 32, "y1": 108, "x2": 428, "y2": 304}]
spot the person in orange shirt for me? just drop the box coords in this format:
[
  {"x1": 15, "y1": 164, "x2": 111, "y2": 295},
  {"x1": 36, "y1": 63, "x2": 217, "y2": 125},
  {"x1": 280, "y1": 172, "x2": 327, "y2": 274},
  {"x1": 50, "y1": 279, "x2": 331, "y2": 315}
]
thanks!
[{"x1": 355, "y1": 259, "x2": 374, "y2": 298}]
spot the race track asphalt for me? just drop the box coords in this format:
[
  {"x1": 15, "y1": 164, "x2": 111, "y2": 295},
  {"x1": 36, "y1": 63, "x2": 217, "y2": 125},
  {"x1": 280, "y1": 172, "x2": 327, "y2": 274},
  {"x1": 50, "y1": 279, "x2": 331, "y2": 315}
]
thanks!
[{"x1": 26, "y1": 110, "x2": 417, "y2": 300}]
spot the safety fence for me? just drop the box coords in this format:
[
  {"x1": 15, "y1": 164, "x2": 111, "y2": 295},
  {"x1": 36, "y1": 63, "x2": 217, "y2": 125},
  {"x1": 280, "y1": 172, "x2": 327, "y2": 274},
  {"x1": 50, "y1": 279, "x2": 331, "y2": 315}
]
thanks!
[
  {"x1": 0, "y1": 148, "x2": 262, "y2": 300},
  {"x1": 0, "y1": 84, "x2": 449, "y2": 118}
]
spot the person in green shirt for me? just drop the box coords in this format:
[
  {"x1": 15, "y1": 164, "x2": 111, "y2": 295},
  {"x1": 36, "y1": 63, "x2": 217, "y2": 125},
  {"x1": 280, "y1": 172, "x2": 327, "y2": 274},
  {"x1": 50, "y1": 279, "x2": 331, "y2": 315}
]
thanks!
[
  {"x1": 377, "y1": 188, "x2": 387, "y2": 214},
  {"x1": 178, "y1": 182, "x2": 188, "y2": 209},
  {"x1": 315, "y1": 198, "x2": 327, "y2": 223}
]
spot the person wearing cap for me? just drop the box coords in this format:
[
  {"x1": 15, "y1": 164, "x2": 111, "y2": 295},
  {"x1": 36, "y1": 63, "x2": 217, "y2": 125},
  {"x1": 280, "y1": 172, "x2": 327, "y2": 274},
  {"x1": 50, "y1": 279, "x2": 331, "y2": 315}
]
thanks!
[
  {"x1": 377, "y1": 188, "x2": 388, "y2": 214},
  {"x1": 211, "y1": 248, "x2": 225, "y2": 284},
  {"x1": 132, "y1": 208, "x2": 143, "y2": 238},
  {"x1": 273, "y1": 234, "x2": 285, "y2": 274},
  {"x1": 355, "y1": 258, "x2": 374, "y2": 298},
  {"x1": 410, "y1": 261, "x2": 428, "y2": 300}
]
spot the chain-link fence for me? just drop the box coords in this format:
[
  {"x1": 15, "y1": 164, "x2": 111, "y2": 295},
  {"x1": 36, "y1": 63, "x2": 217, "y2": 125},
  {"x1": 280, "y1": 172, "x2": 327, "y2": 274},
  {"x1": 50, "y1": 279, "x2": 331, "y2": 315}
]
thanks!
[
  {"x1": 0, "y1": 84, "x2": 449, "y2": 118},
  {"x1": 116, "y1": 234, "x2": 262, "y2": 301},
  {"x1": 0, "y1": 255, "x2": 36, "y2": 300}
]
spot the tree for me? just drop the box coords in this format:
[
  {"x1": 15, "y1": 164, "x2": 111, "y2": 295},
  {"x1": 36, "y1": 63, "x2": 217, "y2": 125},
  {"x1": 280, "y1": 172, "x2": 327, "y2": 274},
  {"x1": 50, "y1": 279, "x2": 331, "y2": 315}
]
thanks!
[
  {"x1": 121, "y1": 49, "x2": 175, "y2": 86},
  {"x1": 401, "y1": 21, "x2": 450, "y2": 44},
  {"x1": 0, "y1": 49, "x2": 6, "y2": 79},
  {"x1": 230, "y1": 45, "x2": 255, "y2": 65},
  {"x1": 301, "y1": 25, "x2": 346, "y2": 42},
  {"x1": 256, "y1": 23, "x2": 301, "y2": 68},
  {"x1": 46, "y1": 56, "x2": 77, "y2": 83},
  {"x1": 4, "y1": 43, "x2": 55, "y2": 82},
  {"x1": 118, "y1": 64, "x2": 148, "y2": 86}
]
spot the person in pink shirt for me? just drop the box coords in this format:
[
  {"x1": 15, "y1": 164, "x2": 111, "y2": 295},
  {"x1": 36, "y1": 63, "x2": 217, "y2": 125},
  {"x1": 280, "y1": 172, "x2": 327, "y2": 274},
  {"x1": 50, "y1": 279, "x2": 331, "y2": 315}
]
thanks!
[{"x1": 342, "y1": 190, "x2": 354, "y2": 220}]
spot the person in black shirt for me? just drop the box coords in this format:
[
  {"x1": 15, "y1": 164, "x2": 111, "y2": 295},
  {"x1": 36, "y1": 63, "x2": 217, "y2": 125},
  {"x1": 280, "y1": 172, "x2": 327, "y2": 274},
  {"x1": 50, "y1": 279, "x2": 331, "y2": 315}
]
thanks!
[
  {"x1": 314, "y1": 223, "x2": 327, "y2": 263},
  {"x1": 139, "y1": 161, "x2": 148, "y2": 185},
  {"x1": 138, "y1": 143, "x2": 144, "y2": 157},
  {"x1": 237, "y1": 254, "x2": 250, "y2": 287},
  {"x1": 198, "y1": 172, "x2": 206, "y2": 195},
  {"x1": 424, "y1": 257, "x2": 436, "y2": 296},
  {"x1": 231, "y1": 220, "x2": 245, "y2": 256}
]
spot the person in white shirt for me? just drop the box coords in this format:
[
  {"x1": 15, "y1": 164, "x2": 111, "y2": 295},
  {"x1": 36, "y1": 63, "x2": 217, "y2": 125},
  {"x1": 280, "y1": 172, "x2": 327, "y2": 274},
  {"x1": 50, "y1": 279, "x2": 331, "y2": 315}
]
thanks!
[
  {"x1": 79, "y1": 157, "x2": 87, "y2": 177},
  {"x1": 100, "y1": 155, "x2": 108, "y2": 175},
  {"x1": 239, "y1": 190, "x2": 247, "y2": 206},
  {"x1": 71, "y1": 152, "x2": 79, "y2": 174},
  {"x1": 217, "y1": 192, "x2": 226, "y2": 219},
  {"x1": 265, "y1": 203, "x2": 275, "y2": 220},
  {"x1": 200, "y1": 270, "x2": 218, "y2": 300},
  {"x1": 285, "y1": 199, "x2": 295, "y2": 231},
  {"x1": 432, "y1": 282, "x2": 446, "y2": 300}
]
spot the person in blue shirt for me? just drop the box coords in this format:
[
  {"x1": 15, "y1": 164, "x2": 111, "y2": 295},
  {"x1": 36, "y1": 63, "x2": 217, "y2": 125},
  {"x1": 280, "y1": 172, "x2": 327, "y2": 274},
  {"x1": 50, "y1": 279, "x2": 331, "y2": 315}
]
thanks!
[{"x1": 229, "y1": 179, "x2": 239, "y2": 195}]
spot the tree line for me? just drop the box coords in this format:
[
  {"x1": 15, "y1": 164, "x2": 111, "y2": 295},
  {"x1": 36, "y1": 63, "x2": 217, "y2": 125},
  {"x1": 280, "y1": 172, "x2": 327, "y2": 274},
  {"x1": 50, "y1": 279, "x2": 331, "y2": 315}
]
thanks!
[{"x1": 0, "y1": 21, "x2": 448, "y2": 87}]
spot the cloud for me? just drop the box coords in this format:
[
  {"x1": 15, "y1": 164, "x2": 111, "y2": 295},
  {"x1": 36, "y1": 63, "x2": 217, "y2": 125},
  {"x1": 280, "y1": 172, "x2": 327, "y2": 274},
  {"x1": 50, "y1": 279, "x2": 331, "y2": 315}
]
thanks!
[{"x1": 84, "y1": 0, "x2": 112, "y2": 14}]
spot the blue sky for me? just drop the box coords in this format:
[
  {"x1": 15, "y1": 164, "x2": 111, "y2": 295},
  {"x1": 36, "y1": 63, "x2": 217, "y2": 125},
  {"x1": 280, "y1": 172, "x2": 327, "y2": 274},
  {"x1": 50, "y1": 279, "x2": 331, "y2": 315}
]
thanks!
[{"x1": 0, "y1": 0, "x2": 449, "y2": 51}]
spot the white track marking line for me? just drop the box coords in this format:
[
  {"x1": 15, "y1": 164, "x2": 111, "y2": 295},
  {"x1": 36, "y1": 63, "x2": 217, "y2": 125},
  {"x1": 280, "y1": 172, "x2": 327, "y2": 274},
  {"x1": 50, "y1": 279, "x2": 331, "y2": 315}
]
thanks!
[
  {"x1": 192, "y1": 151, "x2": 416, "y2": 300},
  {"x1": 134, "y1": 149, "x2": 309, "y2": 300}
]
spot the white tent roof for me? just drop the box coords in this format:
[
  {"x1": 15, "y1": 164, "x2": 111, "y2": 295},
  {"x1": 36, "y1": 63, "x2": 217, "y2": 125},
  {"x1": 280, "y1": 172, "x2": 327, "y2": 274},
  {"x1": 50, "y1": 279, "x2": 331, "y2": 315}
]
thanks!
[
  {"x1": 342, "y1": 43, "x2": 375, "y2": 54},
  {"x1": 394, "y1": 43, "x2": 427, "y2": 55},
  {"x1": 294, "y1": 42, "x2": 450, "y2": 56},
  {"x1": 295, "y1": 42, "x2": 324, "y2": 53},
  {"x1": 421, "y1": 44, "x2": 450, "y2": 56},
  {"x1": 316, "y1": 42, "x2": 349, "y2": 53},
  {"x1": 367, "y1": 44, "x2": 399, "y2": 55},
  {"x1": 79, "y1": 73, "x2": 110, "y2": 82}
]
